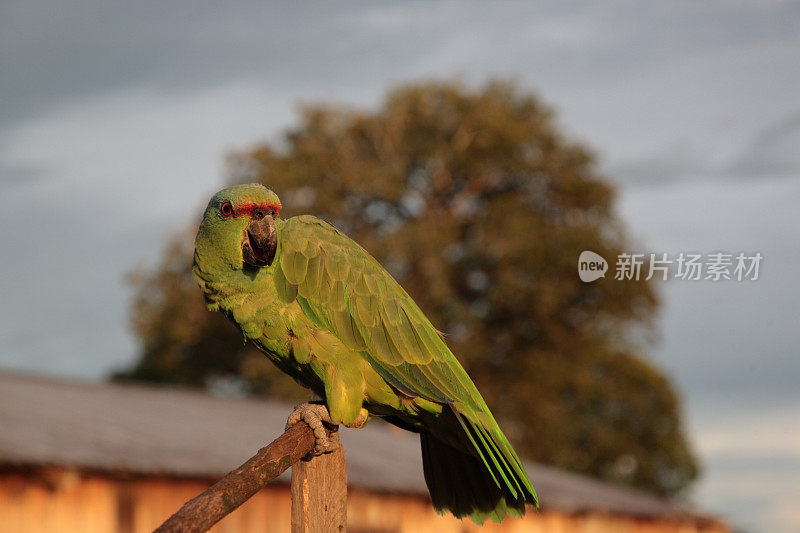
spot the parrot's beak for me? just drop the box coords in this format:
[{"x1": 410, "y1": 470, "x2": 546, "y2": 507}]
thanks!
[{"x1": 241, "y1": 215, "x2": 277, "y2": 267}]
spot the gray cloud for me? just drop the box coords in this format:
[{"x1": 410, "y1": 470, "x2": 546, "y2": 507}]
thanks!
[
  {"x1": 612, "y1": 111, "x2": 800, "y2": 187},
  {"x1": 609, "y1": 145, "x2": 710, "y2": 186},
  {"x1": 3, "y1": 1, "x2": 800, "y2": 127},
  {"x1": 728, "y1": 112, "x2": 800, "y2": 176}
]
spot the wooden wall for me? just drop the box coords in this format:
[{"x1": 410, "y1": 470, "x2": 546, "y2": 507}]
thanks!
[{"x1": 0, "y1": 468, "x2": 728, "y2": 533}]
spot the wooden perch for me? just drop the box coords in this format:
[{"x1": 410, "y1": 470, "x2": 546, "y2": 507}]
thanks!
[
  {"x1": 155, "y1": 422, "x2": 345, "y2": 533},
  {"x1": 291, "y1": 435, "x2": 347, "y2": 533}
]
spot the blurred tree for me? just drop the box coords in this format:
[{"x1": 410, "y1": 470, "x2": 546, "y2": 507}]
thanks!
[{"x1": 115, "y1": 81, "x2": 697, "y2": 496}]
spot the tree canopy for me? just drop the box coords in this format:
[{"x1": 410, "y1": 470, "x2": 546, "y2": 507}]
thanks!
[{"x1": 116, "y1": 81, "x2": 698, "y2": 496}]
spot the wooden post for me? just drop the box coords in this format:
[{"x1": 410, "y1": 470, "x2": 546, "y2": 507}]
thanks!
[
  {"x1": 291, "y1": 432, "x2": 348, "y2": 533},
  {"x1": 155, "y1": 422, "x2": 335, "y2": 533}
]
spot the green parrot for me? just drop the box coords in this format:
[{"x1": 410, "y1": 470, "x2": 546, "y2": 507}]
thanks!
[{"x1": 193, "y1": 183, "x2": 537, "y2": 523}]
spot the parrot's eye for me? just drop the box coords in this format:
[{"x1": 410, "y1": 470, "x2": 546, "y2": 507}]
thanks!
[{"x1": 220, "y1": 201, "x2": 233, "y2": 218}]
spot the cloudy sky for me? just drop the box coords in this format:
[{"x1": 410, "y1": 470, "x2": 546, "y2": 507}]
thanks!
[{"x1": 1, "y1": 1, "x2": 798, "y2": 531}]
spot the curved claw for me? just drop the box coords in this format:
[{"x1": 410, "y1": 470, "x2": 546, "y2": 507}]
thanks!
[{"x1": 286, "y1": 402, "x2": 339, "y2": 455}]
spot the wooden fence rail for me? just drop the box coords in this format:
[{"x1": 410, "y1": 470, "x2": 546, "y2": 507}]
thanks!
[{"x1": 155, "y1": 422, "x2": 345, "y2": 533}]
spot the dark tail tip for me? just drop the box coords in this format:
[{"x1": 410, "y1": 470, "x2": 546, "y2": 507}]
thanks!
[{"x1": 420, "y1": 431, "x2": 533, "y2": 524}]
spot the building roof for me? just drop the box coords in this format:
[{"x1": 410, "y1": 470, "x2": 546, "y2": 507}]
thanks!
[{"x1": 0, "y1": 371, "x2": 710, "y2": 521}]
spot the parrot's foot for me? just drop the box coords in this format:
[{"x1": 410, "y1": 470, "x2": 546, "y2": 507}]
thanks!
[{"x1": 286, "y1": 402, "x2": 339, "y2": 455}]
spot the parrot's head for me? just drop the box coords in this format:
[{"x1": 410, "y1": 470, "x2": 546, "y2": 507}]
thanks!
[{"x1": 194, "y1": 183, "x2": 282, "y2": 276}]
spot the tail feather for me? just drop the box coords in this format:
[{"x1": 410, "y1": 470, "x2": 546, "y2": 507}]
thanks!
[
  {"x1": 420, "y1": 424, "x2": 537, "y2": 525},
  {"x1": 465, "y1": 414, "x2": 525, "y2": 498},
  {"x1": 452, "y1": 406, "x2": 537, "y2": 504}
]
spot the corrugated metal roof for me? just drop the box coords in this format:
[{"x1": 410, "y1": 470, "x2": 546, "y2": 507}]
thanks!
[{"x1": 0, "y1": 371, "x2": 711, "y2": 520}]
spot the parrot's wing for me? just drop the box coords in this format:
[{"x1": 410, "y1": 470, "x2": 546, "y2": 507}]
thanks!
[
  {"x1": 275, "y1": 215, "x2": 486, "y2": 410},
  {"x1": 275, "y1": 216, "x2": 536, "y2": 509}
]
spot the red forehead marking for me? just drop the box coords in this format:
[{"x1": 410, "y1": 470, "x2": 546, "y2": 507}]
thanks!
[{"x1": 233, "y1": 201, "x2": 281, "y2": 217}]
